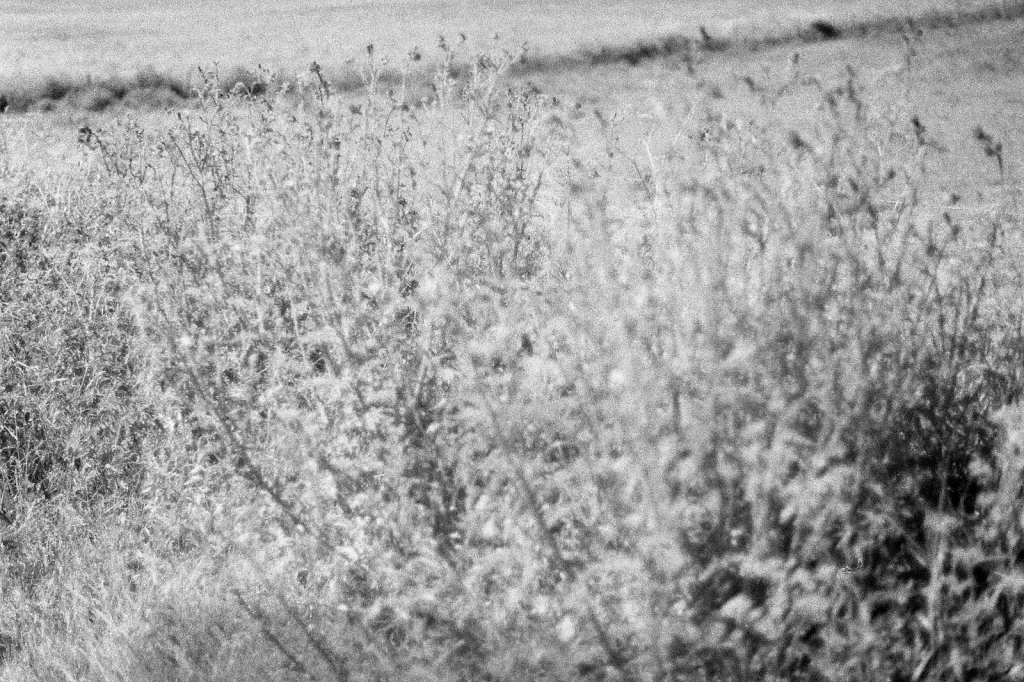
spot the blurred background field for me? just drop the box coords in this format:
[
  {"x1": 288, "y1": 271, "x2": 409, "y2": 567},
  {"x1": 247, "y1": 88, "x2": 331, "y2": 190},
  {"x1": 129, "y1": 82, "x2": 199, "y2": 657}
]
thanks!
[{"x1": 1, "y1": 0, "x2": 1019, "y2": 84}]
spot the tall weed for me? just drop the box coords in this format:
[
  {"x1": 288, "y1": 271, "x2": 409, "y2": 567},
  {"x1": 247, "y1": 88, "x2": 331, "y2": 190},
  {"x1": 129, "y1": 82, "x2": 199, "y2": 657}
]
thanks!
[{"x1": 8, "y1": 45, "x2": 1024, "y2": 681}]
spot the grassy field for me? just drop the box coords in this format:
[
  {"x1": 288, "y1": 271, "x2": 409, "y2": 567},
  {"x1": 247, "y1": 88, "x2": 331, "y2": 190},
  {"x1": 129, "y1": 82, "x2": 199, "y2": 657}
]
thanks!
[
  {"x1": 2, "y1": 3, "x2": 1024, "y2": 681},
  {"x1": 0, "y1": 0, "x2": 1013, "y2": 80},
  {"x1": 2, "y1": 0, "x2": 1022, "y2": 103}
]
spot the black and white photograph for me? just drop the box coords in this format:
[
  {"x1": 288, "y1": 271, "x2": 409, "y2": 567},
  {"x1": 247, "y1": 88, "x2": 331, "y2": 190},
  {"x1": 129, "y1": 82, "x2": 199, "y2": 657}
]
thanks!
[{"x1": 1, "y1": 1, "x2": 1023, "y2": 679}]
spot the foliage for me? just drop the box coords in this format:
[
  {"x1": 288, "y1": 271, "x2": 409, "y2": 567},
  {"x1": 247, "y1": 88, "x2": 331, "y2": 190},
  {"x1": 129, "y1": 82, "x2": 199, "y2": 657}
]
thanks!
[{"x1": 3, "y1": 41, "x2": 1024, "y2": 682}]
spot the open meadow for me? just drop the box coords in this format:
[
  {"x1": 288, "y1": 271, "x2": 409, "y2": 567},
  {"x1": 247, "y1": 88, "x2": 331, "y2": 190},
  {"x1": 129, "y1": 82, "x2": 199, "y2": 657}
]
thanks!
[{"x1": 2, "y1": 2, "x2": 1024, "y2": 681}]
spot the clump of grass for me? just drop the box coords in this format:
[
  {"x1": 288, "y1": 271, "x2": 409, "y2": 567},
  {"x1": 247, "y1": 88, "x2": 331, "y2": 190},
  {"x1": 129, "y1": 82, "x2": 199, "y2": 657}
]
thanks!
[
  {"x1": 0, "y1": 176, "x2": 177, "y2": 679},
  {"x1": 0, "y1": 193, "x2": 156, "y2": 504}
]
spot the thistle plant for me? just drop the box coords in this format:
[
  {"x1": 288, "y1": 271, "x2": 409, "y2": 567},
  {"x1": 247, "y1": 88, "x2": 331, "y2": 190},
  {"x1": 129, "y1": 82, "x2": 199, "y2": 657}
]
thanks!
[{"x1": 2, "y1": 39, "x2": 1023, "y2": 682}]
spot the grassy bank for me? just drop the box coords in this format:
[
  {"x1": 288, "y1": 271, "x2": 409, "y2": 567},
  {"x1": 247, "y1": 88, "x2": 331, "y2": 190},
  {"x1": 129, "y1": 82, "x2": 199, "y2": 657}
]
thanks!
[{"x1": 3, "y1": 34, "x2": 1024, "y2": 682}]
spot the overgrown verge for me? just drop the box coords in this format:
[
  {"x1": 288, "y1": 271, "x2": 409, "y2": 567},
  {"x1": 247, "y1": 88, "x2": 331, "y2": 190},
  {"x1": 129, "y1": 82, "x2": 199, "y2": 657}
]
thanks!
[{"x1": 2, "y1": 43, "x2": 1024, "y2": 682}]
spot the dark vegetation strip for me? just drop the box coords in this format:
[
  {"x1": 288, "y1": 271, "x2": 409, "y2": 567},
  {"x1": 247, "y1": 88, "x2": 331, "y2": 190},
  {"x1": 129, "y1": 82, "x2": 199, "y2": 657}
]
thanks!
[
  {"x1": 0, "y1": 68, "x2": 192, "y2": 114},
  {"x1": 1, "y1": 0, "x2": 1022, "y2": 114},
  {"x1": 535, "y1": 0, "x2": 1024, "y2": 70}
]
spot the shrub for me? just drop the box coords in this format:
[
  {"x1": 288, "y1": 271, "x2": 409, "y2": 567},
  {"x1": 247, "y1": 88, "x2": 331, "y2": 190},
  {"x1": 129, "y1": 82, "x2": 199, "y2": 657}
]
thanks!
[{"x1": 8, "y1": 44, "x2": 1024, "y2": 682}]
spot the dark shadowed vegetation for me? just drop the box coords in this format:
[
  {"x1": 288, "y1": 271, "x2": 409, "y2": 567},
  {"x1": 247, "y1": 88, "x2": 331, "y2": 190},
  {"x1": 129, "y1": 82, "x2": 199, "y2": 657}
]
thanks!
[{"x1": 0, "y1": 69, "x2": 191, "y2": 114}]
